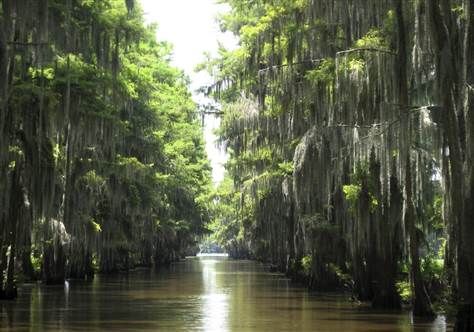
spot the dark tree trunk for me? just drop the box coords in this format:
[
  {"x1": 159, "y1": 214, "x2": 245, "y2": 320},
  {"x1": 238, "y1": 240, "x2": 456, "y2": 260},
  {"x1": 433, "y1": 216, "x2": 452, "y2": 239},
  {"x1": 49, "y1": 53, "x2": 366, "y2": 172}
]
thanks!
[
  {"x1": 355, "y1": 180, "x2": 374, "y2": 302},
  {"x1": 42, "y1": 237, "x2": 66, "y2": 285},
  {"x1": 0, "y1": 0, "x2": 9, "y2": 133},
  {"x1": 406, "y1": 159, "x2": 433, "y2": 316},
  {"x1": 2, "y1": 165, "x2": 23, "y2": 299},
  {"x1": 21, "y1": 248, "x2": 36, "y2": 281},
  {"x1": 395, "y1": 0, "x2": 434, "y2": 316},
  {"x1": 19, "y1": 206, "x2": 36, "y2": 281},
  {"x1": 68, "y1": 246, "x2": 94, "y2": 280},
  {"x1": 370, "y1": 151, "x2": 401, "y2": 309},
  {"x1": 456, "y1": 0, "x2": 474, "y2": 330},
  {"x1": 426, "y1": 0, "x2": 472, "y2": 327}
]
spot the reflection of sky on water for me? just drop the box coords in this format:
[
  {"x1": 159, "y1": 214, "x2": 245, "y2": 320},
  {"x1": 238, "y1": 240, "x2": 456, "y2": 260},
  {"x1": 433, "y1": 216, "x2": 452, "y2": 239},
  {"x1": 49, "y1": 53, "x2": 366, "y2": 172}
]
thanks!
[{"x1": 201, "y1": 258, "x2": 229, "y2": 332}]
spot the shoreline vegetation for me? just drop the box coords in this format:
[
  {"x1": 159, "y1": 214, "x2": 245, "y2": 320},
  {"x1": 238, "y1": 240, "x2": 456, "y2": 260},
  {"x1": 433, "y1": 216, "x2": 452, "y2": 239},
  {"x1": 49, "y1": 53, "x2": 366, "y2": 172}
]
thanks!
[
  {"x1": 0, "y1": 0, "x2": 211, "y2": 298},
  {"x1": 204, "y1": 1, "x2": 474, "y2": 330},
  {"x1": 0, "y1": 0, "x2": 473, "y2": 330}
]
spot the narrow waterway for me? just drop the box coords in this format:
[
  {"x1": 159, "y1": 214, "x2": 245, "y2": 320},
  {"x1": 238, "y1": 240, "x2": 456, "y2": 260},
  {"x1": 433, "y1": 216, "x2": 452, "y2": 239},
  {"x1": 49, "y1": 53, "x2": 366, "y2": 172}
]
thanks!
[{"x1": 1, "y1": 257, "x2": 449, "y2": 331}]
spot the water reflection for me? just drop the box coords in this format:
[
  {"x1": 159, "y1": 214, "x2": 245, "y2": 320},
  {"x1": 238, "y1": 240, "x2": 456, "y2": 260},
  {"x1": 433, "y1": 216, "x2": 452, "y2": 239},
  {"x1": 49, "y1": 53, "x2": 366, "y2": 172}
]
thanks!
[
  {"x1": 201, "y1": 258, "x2": 229, "y2": 331},
  {"x1": 0, "y1": 257, "x2": 450, "y2": 331}
]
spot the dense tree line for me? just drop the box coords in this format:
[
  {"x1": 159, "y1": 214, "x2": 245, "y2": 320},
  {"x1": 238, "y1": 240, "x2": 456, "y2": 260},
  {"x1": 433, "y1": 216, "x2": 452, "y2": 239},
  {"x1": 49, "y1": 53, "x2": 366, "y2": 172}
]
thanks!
[
  {"x1": 0, "y1": 0, "x2": 211, "y2": 298},
  {"x1": 206, "y1": 0, "x2": 473, "y2": 329}
]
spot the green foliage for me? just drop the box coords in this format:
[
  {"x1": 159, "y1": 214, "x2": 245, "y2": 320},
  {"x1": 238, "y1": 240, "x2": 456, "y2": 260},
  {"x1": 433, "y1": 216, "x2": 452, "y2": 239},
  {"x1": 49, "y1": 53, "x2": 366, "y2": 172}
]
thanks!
[
  {"x1": 342, "y1": 184, "x2": 361, "y2": 211},
  {"x1": 90, "y1": 219, "x2": 103, "y2": 233},
  {"x1": 422, "y1": 256, "x2": 444, "y2": 281},
  {"x1": 429, "y1": 195, "x2": 444, "y2": 231},
  {"x1": 343, "y1": 162, "x2": 379, "y2": 213},
  {"x1": 348, "y1": 59, "x2": 365, "y2": 73},
  {"x1": 30, "y1": 251, "x2": 42, "y2": 274},
  {"x1": 421, "y1": 238, "x2": 445, "y2": 291},
  {"x1": 396, "y1": 280, "x2": 412, "y2": 302},
  {"x1": 207, "y1": 176, "x2": 244, "y2": 250},
  {"x1": 200, "y1": 0, "x2": 457, "y2": 318},
  {"x1": 79, "y1": 171, "x2": 106, "y2": 191},
  {"x1": 301, "y1": 255, "x2": 312, "y2": 275},
  {"x1": 451, "y1": 4, "x2": 465, "y2": 19},
  {"x1": 354, "y1": 29, "x2": 388, "y2": 49},
  {"x1": 277, "y1": 161, "x2": 294, "y2": 176},
  {"x1": 0, "y1": 0, "x2": 213, "y2": 279},
  {"x1": 305, "y1": 59, "x2": 335, "y2": 85},
  {"x1": 328, "y1": 263, "x2": 353, "y2": 288}
]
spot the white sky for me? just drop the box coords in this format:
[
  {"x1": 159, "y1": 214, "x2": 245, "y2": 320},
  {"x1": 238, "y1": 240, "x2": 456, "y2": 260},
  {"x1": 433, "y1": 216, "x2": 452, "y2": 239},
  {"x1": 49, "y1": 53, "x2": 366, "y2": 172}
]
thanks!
[{"x1": 140, "y1": 0, "x2": 237, "y2": 185}]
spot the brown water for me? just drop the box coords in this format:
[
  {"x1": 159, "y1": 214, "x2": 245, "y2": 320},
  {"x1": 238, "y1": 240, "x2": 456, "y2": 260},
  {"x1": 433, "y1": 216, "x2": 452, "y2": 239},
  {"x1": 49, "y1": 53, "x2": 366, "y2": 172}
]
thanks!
[{"x1": 1, "y1": 256, "x2": 450, "y2": 331}]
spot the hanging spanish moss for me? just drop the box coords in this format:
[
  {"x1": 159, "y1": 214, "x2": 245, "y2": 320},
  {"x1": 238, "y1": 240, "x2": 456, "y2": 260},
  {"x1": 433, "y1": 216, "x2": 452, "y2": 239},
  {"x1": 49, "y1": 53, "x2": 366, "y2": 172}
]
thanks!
[
  {"x1": 207, "y1": 0, "x2": 474, "y2": 328},
  {"x1": 0, "y1": 0, "x2": 211, "y2": 298}
]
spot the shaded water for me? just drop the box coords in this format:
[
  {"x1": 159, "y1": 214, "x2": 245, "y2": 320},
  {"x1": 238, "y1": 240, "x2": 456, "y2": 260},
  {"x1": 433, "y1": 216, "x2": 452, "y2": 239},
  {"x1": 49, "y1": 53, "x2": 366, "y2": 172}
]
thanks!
[{"x1": 1, "y1": 257, "x2": 449, "y2": 331}]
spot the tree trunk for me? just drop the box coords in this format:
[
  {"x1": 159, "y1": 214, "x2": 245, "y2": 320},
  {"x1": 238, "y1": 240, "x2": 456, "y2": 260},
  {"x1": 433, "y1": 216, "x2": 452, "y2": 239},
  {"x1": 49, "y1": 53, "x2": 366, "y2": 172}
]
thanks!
[
  {"x1": 2, "y1": 165, "x2": 23, "y2": 299},
  {"x1": 395, "y1": 0, "x2": 434, "y2": 316},
  {"x1": 406, "y1": 159, "x2": 433, "y2": 316},
  {"x1": 0, "y1": 0, "x2": 10, "y2": 135},
  {"x1": 370, "y1": 151, "x2": 401, "y2": 309},
  {"x1": 42, "y1": 236, "x2": 66, "y2": 285},
  {"x1": 456, "y1": 0, "x2": 474, "y2": 330}
]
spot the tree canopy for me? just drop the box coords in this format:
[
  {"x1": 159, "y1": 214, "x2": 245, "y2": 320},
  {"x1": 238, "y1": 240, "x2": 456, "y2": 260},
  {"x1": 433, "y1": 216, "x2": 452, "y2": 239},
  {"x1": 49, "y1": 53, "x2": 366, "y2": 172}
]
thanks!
[
  {"x1": 206, "y1": 0, "x2": 474, "y2": 329},
  {"x1": 0, "y1": 0, "x2": 212, "y2": 295}
]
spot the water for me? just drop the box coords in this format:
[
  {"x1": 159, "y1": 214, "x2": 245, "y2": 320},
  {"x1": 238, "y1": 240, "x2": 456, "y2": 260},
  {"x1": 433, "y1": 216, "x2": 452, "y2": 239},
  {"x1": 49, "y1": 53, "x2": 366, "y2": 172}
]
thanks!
[{"x1": 0, "y1": 257, "x2": 450, "y2": 331}]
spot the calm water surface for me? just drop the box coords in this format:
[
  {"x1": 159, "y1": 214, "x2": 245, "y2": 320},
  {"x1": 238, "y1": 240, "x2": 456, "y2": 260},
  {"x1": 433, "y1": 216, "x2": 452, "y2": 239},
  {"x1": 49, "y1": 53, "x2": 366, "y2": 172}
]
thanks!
[{"x1": 1, "y1": 257, "x2": 450, "y2": 331}]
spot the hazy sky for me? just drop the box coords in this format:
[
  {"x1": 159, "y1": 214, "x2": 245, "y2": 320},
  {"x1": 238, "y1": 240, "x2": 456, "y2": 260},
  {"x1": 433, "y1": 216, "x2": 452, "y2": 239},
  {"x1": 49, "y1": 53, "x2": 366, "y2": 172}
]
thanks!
[{"x1": 140, "y1": 0, "x2": 236, "y2": 184}]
